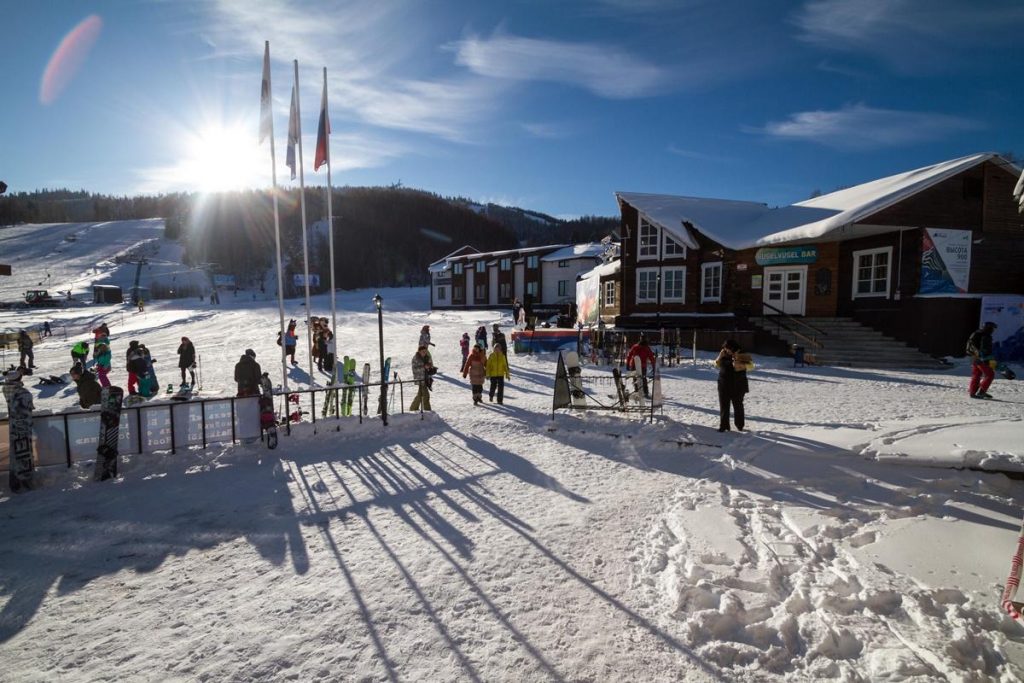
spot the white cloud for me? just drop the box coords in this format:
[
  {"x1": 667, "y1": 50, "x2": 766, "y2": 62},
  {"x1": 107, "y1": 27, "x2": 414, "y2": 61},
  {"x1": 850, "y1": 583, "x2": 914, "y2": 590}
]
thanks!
[
  {"x1": 520, "y1": 121, "x2": 577, "y2": 140},
  {"x1": 450, "y1": 33, "x2": 668, "y2": 99},
  {"x1": 752, "y1": 103, "x2": 982, "y2": 150},
  {"x1": 666, "y1": 145, "x2": 733, "y2": 163}
]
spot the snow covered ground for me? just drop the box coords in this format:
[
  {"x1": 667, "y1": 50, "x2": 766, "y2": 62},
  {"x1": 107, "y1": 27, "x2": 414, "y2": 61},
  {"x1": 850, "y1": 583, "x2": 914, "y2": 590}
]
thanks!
[{"x1": 1, "y1": 221, "x2": 1023, "y2": 681}]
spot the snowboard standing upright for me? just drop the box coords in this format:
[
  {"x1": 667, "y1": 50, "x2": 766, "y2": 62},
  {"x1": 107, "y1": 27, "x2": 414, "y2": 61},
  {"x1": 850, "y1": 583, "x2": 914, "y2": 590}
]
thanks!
[
  {"x1": 259, "y1": 374, "x2": 278, "y2": 449},
  {"x1": 94, "y1": 385, "x2": 124, "y2": 481},
  {"x1": 564, "y1": 351, "x2": 587, "y2": 407},
  {"x1": 360, "y1": 362, "x2": 371, "y2": 416},
  {"x1": 343, "y1": 357, "x2": 357, "y2": 416},
  {"x1": 4, "y1": 377, "x2": 35, "y2": 492}
]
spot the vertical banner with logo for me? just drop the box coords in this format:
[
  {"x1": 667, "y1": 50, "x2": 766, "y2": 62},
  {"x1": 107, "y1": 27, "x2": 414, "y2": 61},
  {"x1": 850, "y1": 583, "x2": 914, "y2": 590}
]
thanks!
[
  {"x1": 981, "y1": 295, "x2": 1024, "y2": 361},
  {"x1": 575, "y1": 274, "x2": 600, "y2": 326},
  {"x1": 920, "y1": 228, "x2": 971, "y2": 294}
]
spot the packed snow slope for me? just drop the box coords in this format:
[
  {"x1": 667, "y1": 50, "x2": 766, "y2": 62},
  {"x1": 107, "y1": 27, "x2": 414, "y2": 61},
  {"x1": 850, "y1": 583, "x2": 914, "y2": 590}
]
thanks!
[{"x1": 0, "y1": 222, "x2": 1023, "y2": 681}]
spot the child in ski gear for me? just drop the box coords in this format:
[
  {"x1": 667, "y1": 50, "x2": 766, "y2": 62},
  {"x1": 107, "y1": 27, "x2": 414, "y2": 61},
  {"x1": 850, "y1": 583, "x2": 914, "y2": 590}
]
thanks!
[
  {"x1": 967, "y1": 321, "x2": 998, "y2": 399},
  {"x1": 235, "y1": 349, "x2": 262, "y2": 397},
  {"x1": 410, "y1": 345, "x2": 434, "y2": 412},
  {"x1": 284, "y1": 320, "x2": 298, "y2": 365},
  {"x1": 460, "y1": 333, "x2": 470, "y2": 367},
  {"x1": 419, "y1": 325, "x2": 435, "y2": 348},
  {"x1": 491, "y1": 324, "x2": 507, "y2": 355},
  {"x1": 625, "y1": 335, "x2": 656, "y2": 398},
  {"x1": 94, "y1": 340, "x2": 112, "y2": 387},
  {"x1": 715, "y1": 339, "x2": 751, "y2": 432},
  {"x1": 177, "y1": 337, "x2": 197, "y2": 387},
  {"x1": 17, "y1": 330, "x2": 35, "y2": 369},
  {"x1": 42, "y1": 321, "x2": 52, "y2": 337},
  {"x1": 71, "y1": 340, "x2": 90, "y2": 367},
  {"x1": 462, "y1": 342, "x2": 487, "y2": 405},
  {"x1": 69, "y1": 365, "x2": 102, "y2": 409},
  {"x1": 126, "y1": 340, "x2": 145, "y2": 394},
  {"x1": 486, "y1": 344, "x2": 510, "y2": 404},
  {"x1": 475, "y1": 325, "x2": 488, "y2": 350},
  {"x1": 92, "y1": 323, "x2": 110, "y2": 341}
]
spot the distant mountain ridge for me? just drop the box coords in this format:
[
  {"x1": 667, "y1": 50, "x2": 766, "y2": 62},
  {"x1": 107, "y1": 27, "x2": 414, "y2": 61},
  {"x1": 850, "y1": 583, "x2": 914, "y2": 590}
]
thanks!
[{"x1": 449, "y1": 198, "x2": 618, "y2": 246}]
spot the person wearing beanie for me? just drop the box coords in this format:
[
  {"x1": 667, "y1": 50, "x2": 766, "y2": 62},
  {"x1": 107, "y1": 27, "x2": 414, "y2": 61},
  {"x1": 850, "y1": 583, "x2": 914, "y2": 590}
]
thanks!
[
  {"x1": 462, "y1": 341, "x2": 487, "y2": 405},
  {"x1": 410, "y1": 345, "x2": 435, "y2": 412},
  {"x1": 177, "y1": 336, "x2": 197, "y2": 388},
  {"x1": 234, "y1": 348, "x2": 262, "y2": 397}
]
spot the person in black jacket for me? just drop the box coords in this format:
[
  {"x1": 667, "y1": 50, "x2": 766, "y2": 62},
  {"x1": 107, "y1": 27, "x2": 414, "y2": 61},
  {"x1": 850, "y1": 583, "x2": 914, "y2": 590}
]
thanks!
[
  {"x1": 234, "y1": 349, "x2": 262, "y2": 397},
  {"x1": 18, "y1": 330, "x2": 35, "y2": 369},
  {"x1": 715, "y1": 339, "x2": 751, "y2": 432},
  {"x1": 177, "y1": 336, "x2": 197, "y2": 388},
  {"x1": 966, "y1": 321, "x2": 997, "y2": 399},
  {"x1": 70, "y1": 365, "x2": 102, "y2": 409}
]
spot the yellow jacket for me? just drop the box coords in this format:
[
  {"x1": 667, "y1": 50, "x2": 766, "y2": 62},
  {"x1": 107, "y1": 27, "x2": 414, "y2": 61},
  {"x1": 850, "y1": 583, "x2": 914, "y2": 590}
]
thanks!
[{"x1": 485, "y1": 350, "x2": 510, "y2": 379}]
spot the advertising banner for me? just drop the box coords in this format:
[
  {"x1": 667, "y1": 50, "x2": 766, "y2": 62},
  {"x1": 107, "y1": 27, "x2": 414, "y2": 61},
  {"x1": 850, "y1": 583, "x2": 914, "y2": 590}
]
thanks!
[
  {"x1": 213, "y1": 274, "x2": 236, "y2": 287},
  {"x1": 575, "y1": 275, "x2": 600, "y2": 326},
  {"x1": 981, "y1": 295, "x2": 1024, "y2": 361},
  {"x1": 293, "y1": 273, "x2": 321, "y2": 288},
  {"x1": 754, "y1": 246, "x2": 818, "y2": 266},
  {"x1": 920, "y1": 228, "x2": 971, "y2": 294}
]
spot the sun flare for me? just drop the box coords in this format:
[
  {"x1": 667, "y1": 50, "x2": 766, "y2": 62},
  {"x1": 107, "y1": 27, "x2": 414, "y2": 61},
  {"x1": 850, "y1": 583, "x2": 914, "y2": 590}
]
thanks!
[{"x1": 185, "y1": 123, "x2": 266, "y2": 193}]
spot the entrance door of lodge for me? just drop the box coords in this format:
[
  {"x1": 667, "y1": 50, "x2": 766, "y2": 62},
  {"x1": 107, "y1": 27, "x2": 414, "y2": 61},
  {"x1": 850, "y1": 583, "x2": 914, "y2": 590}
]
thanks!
[{"x1": 763, "y1": 266, "x2": 806, "y2": 316}]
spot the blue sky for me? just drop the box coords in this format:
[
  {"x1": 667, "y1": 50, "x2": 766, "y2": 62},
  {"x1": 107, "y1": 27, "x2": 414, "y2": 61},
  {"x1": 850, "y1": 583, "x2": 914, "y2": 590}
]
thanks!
[{"x1": 2, "y1": 0, "x2": 1022, "y2": 218}]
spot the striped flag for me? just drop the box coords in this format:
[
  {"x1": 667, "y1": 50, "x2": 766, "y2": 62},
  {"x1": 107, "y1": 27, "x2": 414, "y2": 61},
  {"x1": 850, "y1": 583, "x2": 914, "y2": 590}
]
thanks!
[
  {"x1": 259, "y1": 42, "x2": 272, "y2": 144},
  {"x1": 314, "y1": 76, "x2": 330, "y2": 172},
  {"x1": 286, "y1": 84, "x2": 299, "y2": 180},
  {"x1": 1014, "y1": 167, "x2": 1024, "y2": 214}
]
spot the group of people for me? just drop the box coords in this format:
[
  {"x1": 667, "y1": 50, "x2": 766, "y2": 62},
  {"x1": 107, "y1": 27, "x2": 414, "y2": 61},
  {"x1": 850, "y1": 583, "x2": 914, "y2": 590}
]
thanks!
[{"x1": 310, "y1": 317, "x2": 336, "y2": 373}]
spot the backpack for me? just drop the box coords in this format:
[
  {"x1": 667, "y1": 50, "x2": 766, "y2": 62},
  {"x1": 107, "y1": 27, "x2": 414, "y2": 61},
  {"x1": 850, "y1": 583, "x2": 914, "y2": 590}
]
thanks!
[
  {"x1": 276, "y1": 330, "x2": 282, "y2": 346},
  {"x1": 965, "y1": 331, "x2": 981, "y2": 357}
]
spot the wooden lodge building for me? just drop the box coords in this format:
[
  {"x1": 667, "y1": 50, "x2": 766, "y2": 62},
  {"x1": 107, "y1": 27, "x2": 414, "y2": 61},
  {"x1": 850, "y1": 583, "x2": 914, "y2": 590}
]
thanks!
[{"x1": 584, "y1": 153, "x2": 1024, "y2": 359}]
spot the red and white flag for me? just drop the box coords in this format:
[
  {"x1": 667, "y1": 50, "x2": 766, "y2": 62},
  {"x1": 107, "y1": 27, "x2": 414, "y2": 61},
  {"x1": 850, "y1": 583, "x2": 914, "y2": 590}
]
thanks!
[
  {"x1": 259, "y1": 42, "x2": 272, "y2": 145},
  {"x1": 286, "y1": 84, "x2": 299, "y2": 180},
  {"x1": 314, "y1": 75, "x2": 330, "y2": 172}
]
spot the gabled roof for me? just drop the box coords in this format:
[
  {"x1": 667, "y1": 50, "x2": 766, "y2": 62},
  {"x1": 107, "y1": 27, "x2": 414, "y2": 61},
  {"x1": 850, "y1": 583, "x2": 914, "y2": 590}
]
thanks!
[
  {"x1": 617, "y1": 153, "x2": 1011, "y2": 250},
  {"x1": 540, "y1": 243, "x2": 605, "y2": 262},
  {"x1": 428, "y1": 245, "x2": 480, "y2": 273}
]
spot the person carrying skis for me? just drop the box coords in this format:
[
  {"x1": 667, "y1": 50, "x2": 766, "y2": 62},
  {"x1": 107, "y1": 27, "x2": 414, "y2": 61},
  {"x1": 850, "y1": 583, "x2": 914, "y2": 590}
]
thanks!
[
  {"x1": 486, "y1": 342, "x2": 510, "y2": 404},
  {"x1": 462, "y1": 341, "x2": 487, "y2": 405},
  {"x1": 71, "y1": 340, "x2": 90, "y2": 367},
  {"x1": 715, "y1": 339, "x2": 752, "y2": 432},
  {"x1": 475, "y1": 325, "x2": 488, "y2": 350},
  {"x1": 94, "y1": 339, "x2": 112, "y2": 387},
  {"x1": 967, "y1": 321, "x2": 998, "y2": 399},
  {"x1": 459, "y1": 332, "x2": 471, "y2": 367},
  {"x1": 491, "y1": 323, "x2": 507, "y2": 355},
  {"x1": 177, "y1": 336, "x2": 197, "y2": 388},
  {"x1": 410, "y1": 345, "x2": 434, "y2": 412},
  {"x1": 17, "y1": 330, "x2": 35, "y2": 369},
  {"x1": 625, "y1": 335, "x2": 656, "y2": 398},
  {"x1": 69, "y1": 364, "x2": 102, "y2": 409},
  {"x1": 419, "y1": 324, "x2": 435, "y2": 349},
  {"x1": 234, "y1": 349, "x2": 262, "y2": 397},
  {"x1": 126, "y1": 340, "x2": 146, "y2": 394}
]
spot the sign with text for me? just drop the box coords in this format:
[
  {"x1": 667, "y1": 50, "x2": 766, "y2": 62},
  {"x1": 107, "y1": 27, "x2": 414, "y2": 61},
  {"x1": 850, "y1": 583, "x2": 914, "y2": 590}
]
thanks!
[
  {"x1": 293, "y1": 274, "x2": 320, "y2": 288},
  {"x1": 213, "y1": 274, "x2": 236, "y2": 287},
  {"x1": 920, "y1": 228, "x2": 971, "y2": 294},
  {"x1": 754, "y1": 246, "x2": 818, "y2": 266}
]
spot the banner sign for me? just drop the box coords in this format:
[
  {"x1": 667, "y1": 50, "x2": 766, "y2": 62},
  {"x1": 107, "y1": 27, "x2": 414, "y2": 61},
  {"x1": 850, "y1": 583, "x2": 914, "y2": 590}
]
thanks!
[
  {"x1": 920, "y1": 228, "x2": 971, "y2": 294},
  {"x1": 575, "y1": 275, "x2": 600, "y2": 326},
  {"x1": 293, "y1": 273, "x2": 320, "y2": 288},
  {"x1": 981, "y1": 295, "x2": 1024, "y2": 361},
  {"x1": 213, "y1": 274, "x2": 236, "y2": 287},
  {"x1": 754, "y1": 246, "x2": 818, "y2": 266}
]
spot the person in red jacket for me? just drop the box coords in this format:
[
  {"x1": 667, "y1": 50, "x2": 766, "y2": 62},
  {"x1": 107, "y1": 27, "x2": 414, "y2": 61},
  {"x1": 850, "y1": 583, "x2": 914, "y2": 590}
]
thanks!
[{"x1": 625, "y1": 335, "x2": 656, "y2": 398}]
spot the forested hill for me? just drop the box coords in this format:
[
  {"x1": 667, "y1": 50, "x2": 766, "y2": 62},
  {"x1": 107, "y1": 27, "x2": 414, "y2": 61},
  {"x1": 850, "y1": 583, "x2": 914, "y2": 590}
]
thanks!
[{"x1": 0, "y1": 186, "x2": 618, "y2": 290}]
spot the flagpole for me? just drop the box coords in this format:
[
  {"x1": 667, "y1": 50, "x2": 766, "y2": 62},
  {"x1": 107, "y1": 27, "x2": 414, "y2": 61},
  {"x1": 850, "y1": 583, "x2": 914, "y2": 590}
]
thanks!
[
  {"x1": 261, "y1": 41, "x2": 290, "y2": 397},
  {"x1": 323, "y1": 67, "x2": 337, "y2": 372},
  {"x1": 293, "y1": 59, "x2": 315, "y2": 386}
]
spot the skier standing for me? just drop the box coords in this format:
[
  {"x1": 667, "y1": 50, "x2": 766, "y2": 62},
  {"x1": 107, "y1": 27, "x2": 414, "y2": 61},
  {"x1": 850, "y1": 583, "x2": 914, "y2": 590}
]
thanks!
[
  {"x1": 486, "y1": 343, "x2": 510, "y2": 404},
  {"x1": 69, "y1": 365, "x2": 102, "y2": 409},
  {"x1": 17, "y1": 330, "x2": 35, "y2": 369},
  {"x1": 625, "y1": 335, "x2": 656, "y2": 398},
  {"x1": 177, "y1": 336, "x2": 197, "y2": 388},
  {"x1": 94, "y1": 339, "x2": 112, "y2": 387},
  {"x1": 462, "y1": 342, "x2": 487, "y2": 405},
  {"x1": 491, "y1": 324, "x2": 507, "y2": 355},
  {"x1": 715, "y1": 339, "x2": 752, "y2": 432},
  {"x1": 966, "y1": 321, "x2": 998, "y2": 399},
  {"x1": 234, "y1": 349, "x2": 262, "y2": 397},
  {"x1": 410, "y1": 345, "x2": 434, "y2": 412},
  {"x1": 459, "y1": 332, "x2": 470, "y2": 367},
  {"x1": 42, "y1": 321, "x2": 52, "y2": 337}
]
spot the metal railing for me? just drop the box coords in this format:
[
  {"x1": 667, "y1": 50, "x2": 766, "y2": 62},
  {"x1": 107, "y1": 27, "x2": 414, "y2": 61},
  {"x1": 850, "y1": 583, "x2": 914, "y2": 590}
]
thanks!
[{"x1": 758, "y1": 302, "x2": 826, "y2": 350}]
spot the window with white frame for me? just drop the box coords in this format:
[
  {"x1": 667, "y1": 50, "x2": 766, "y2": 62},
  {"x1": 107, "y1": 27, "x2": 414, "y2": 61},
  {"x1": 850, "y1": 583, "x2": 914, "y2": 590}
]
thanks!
[
  {"x1": 603, "y1": 280, "x2": 616, "y2": 307},
  {"x1": 475, "y1": 261, "x2": 486, "y2": 273},
  {"x1": 453, "y1": 286, "x2": 463, "y2": 300},
  {"x1": 437, "y1": 286, "x2": 447, "y2": 301},
  {"x1": 663, "y1": 232, "x2": 686, "y2": 258},
  {"x1": 526, "y1": 281, "x2": 538, "y2": 296},
  {"x1": 526, "y1": 255, "x2": 539, "y2": 268},
  {"x1": 662, "y1": 267, "x2": 685, "y2": 302},
  {"x1": 499, "y1": 257, "x2": 511, "y2": 271},
  {"x1": 453, "y1": 262, "x2": 464, "y2": 275},
  {"x1": 558, "y1": 280, "x2": 568, "y2": 296},
  {"x1": 636, "y1": 268, "x2": 659, "y2": 303},
  {"x1": 500, "y1": 282, "x2": 511, "y2": 299},
  {"x1": 475, "y1": 284, "x2": 486, "y2": 301},
  {"x1": 638, "y1": 218, "x2": 659, "y2": 260},
  {"x1": 852, "y1": 247, "x2": 892, "y2": 298},
  {"x1": 701, "y1": 262, "x2": 722, "y2": 303},
  {"x1": 558, "y1": 260, "x2": 569, "y2": 268}
]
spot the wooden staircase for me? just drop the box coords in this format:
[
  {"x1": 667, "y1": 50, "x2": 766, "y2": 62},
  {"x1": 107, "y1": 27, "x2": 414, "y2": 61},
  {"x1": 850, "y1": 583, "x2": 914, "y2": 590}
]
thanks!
[{"x1": 750, "y1": 316, "x2": 948, "y2": 369}]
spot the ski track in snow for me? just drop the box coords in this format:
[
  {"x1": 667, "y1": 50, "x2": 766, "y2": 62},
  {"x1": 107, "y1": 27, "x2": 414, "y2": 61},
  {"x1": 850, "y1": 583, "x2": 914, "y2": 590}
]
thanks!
[{"x1": 1, "y1": 220, "x2": 1023, "y2": 681}]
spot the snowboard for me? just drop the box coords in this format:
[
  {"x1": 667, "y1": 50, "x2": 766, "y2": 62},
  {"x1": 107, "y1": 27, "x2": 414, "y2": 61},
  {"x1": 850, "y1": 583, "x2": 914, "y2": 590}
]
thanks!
[
  {"x1": 259, "y1": 374, "x2": 278, "y2": 449},
  {"x1": 93, "y1": 385, "x2": 124, "y2": 481},
  {"x1": 3, "y1": 377, "x2": 35, "y2": 493},
  {"x1": 343, "y1": 357, "x2": 357, "y2": 416},
  {"x1": 361, "y1": 362, "x2": 371, "y2": 416},
  {"x1": 37, "y1": 375, "x2": 69, "y2": 386},
  {"x1": 170, "y1": 386, "x2": 193, "y2": 401},
  {"x1": 564, "y1": 351, "x2": 586, "y2": 407},
  {"x1": 629, "y1": 356, "x2": 646, "y2": 407}
]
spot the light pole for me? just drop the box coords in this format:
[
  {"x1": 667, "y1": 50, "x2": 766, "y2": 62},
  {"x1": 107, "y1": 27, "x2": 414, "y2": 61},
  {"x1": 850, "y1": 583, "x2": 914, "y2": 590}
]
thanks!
[{"x1": 373, "y1": 293, "x2": 387, "y2": 425}]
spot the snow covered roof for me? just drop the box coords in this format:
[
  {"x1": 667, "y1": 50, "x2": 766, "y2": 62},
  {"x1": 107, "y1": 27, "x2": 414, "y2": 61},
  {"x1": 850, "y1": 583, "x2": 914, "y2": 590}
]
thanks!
[
  {"x1": 540, "y1": 243, "x2": 605, "y2": 262},
  {"x1": 579, "y1": 259, "x2": 621, "y2": 280},
  {"x1": 617, "y1": 153, "x2": 1009, "y2": 250},
  {"x1": 446, "y1": 244, "x2": 568, "y2": 262},
  {"x1": 428, "y1": 245, "x2": 480, "y2": 273}
]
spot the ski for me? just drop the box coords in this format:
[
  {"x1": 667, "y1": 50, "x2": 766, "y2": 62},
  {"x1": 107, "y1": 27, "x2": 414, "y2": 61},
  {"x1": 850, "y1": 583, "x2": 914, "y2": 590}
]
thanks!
[
  {"x1": 611, "y1": 367, "x2": 629, "y2": 408},
  {"x1": 3, "y1": 371, "x2": 35, "y2": 493},
  {"x1": 344, "y1": 357, "x2": 357, "y2": 416},
  {"x1": 93, "y1": 385, "x2": 124, "y2": 482},
  {"x1": 564, "y1": 351, "x2": 587, "y2": 407},
  {"x1": 361, "y1": 362, "x2": 371, "y2": 416}
]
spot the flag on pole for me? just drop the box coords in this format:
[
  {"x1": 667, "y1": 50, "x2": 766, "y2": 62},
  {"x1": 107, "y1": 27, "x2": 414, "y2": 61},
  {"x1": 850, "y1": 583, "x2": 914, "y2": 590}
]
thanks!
[
  {"x1": 314, "y1": 77, "x2": 330, "y2": 172},
  {"x1": 286, "y1": 85, "x2": 299, "y2": 180},
  {"x1": 1014, "y1": 167, "x2": 1024, "y2": 214},
  {"x1": 259, "y1": 43, "x2": 272, "y2": 144}
]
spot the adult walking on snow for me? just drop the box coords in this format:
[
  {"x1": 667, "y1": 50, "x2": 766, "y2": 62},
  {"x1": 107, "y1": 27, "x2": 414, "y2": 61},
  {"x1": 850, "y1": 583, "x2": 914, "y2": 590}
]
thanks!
[
  {"x1": 177, "y1": 336, "x2": 197, "y2": 388},
  {"x1": 491, "y1": 324, "x2": 507, "y2": 356},
  {"x1": 475, "y1": 325, "x2": 488, "y2": 350},
  {"x1": 410, "y1": 345, "x2": 435, "y2": 412},
  {"x1": 419, "y1": 325, "x2": 435, "y2": 349},
  {"x1": 234, "y1": 349, "x2": 262, "y2": 397},
  {"x1": 462, "y1": 342, "x2": 487, "y2": 405},
  {"x1": 715, "y1": 339, "x2": 753, "y2": 432},
  {"x1": 967, "y1": 321, "x2": 998, "y2": 399},
  {"x1": 625, "y1": 335, "x2": 656, "y2": 398},
  {"x1": 17, "y1": 330, "x2": 35, "y2": 369},
  {"x1": 486, "y1": 343, "x2": 510, "y2": 404}
]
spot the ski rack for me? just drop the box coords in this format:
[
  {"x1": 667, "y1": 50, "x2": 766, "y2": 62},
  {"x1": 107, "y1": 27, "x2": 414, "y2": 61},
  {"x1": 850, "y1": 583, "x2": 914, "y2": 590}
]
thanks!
[{"x1": 552, "y1": 353, "x2": 662, "y2": 423}]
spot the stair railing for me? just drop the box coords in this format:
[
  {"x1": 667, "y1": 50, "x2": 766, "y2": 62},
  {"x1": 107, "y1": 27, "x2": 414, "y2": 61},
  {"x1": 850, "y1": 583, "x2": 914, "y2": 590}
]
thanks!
[{"x1": 758, "y1": 302, "x2": 826, "y2": 350}]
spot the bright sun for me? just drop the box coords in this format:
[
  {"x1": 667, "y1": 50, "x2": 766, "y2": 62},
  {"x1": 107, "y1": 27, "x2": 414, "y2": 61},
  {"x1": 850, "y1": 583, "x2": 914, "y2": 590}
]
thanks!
[{"x1": 186, "y1": 124, "x2": 266, "y2": 193}]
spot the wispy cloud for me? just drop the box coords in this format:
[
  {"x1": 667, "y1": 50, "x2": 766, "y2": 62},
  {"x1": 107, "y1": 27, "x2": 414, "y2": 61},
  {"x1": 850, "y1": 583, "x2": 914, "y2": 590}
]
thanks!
[
  {"x1": 450, "y1": 32, "x2": 668, "y2": 99},
  {"x1": 793, "y1": 0, "x2": 1024, "y2": 72},
  {"x1": 751, "y1": 103, "x2": 982, "y2": 150},
  {"x1": 666, "y1": 145, "x2": 734, "y2": 163},
  {"x1": 520, "y1": 121, "x2": 578, "y2": 140}
]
